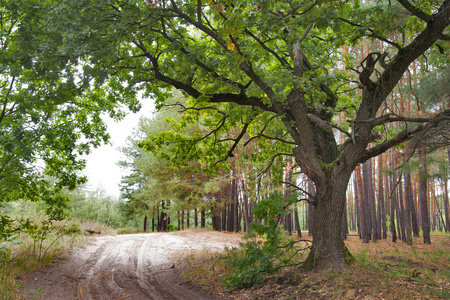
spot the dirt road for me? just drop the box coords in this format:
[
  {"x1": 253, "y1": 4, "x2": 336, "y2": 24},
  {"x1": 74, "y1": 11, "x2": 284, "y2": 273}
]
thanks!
[{"x1": 20, "y1": 230, "x2": 241, "y2": 300}]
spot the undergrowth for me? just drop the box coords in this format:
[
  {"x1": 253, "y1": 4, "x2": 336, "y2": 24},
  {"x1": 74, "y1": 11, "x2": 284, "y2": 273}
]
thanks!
[
  {"x1": 180, "y1": 233, "x2": 450, "y2": 299},
  {"x1": 0, "y1": 217, "x2": 114, "y2": 300}
]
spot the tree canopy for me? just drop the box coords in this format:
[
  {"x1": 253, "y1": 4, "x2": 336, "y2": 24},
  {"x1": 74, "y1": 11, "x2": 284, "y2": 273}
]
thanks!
[
  {"x1": 0, "y1": 0, "x2": 138, "y2": 214},
  {"x1": 10, "y1": 0, "x2": 450, "y2": 269}
]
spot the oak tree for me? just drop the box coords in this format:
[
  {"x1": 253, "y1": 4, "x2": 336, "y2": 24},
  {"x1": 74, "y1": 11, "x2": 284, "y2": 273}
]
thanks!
[{"x1": 48, "y1": 0, "x2": 450, "y2": 270}]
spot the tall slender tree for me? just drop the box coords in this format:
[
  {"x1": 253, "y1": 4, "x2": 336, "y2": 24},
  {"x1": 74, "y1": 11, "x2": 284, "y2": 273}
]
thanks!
[{"x1": 419, "y1": 150, "x2": 432, "y2": 244}]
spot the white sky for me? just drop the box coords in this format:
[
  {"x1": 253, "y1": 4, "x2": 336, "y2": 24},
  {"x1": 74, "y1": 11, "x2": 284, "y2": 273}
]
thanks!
[{"x1": 83, "y1": 99, "x2": 156, "y2": 198}]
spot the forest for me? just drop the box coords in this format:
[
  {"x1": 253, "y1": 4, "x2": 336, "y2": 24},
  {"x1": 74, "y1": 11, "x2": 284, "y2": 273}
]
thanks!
[{"x1": 0, "y1": 0, "x2": 449, "y2": 298}]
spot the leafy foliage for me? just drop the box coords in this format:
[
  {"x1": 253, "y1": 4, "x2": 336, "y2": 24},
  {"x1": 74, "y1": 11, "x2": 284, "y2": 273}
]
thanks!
[
  {"x1": 223, "y1": 192, "x2": 307, "y2": 289},
  {"x1": 0, "y1": 0, "x2": 137, "y2": 211},
  {"x1": 2, "y1": 0, "x2": 448, "y2": 270}
]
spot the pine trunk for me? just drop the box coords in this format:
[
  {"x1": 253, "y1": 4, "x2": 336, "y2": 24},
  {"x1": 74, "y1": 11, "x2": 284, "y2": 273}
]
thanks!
[
  {"x1": 307, "y1": 180, "x2": 315, "y2": 236},
  {"x1": 294, "y1": 204, "x2": 302, "y2": 238},
  {"x1": 443, "y1": 179, "x2": 450, "y2": 233},
  {"x1": 201, "y1": 207, "x2": 206, "y2": 229},
  {"x1": 404, "y1": 170, "x2": 414, "y2": 245},
  {"x1": 378, "y1": 155, "x2": 387, "y2": 239},
  {"x1": 419, "y1": 151, "x2": 431, "y2": 244},
  {"x1": 355, "y1": 165, "x2": 368, "y2": 242}
]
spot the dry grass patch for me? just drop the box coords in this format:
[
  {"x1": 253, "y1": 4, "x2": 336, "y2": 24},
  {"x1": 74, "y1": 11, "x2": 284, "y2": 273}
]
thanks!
[
  {"x1": 179, "y1": 233, "x2": 450, "y2": 299},
  {"x1": 1, "y1": 219, "x2": 115, "y2": 300}
]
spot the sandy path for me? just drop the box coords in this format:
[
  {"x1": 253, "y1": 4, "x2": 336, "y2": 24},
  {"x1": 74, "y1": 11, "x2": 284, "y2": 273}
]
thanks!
[{"x1": 20, "y1": 230, "x2": 241, "y2": 300}]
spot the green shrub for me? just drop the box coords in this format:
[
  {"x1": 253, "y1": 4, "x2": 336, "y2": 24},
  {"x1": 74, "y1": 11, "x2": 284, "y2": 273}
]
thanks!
[
  {"x1": 222, "y1": 192, "x2": 304, "y2": 290},
  {"x1": 167, "y1": 224, "x2": 178, "y2": 232}
]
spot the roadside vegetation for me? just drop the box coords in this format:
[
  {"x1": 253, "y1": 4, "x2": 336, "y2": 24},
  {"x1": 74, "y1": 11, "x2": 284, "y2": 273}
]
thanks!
[
  {"x1": 0, "y1": 200, "x2": 116, "y2": 300},
  {"x1": 179, "y1": 233, "x2": 450, "y2": 299}
]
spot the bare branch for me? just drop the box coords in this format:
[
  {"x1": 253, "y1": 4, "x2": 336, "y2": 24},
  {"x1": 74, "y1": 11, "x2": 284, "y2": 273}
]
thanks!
[
  {"x1": 281, "y1": 181, "x2": 316, "y2": 202},
  {"x1": 215, "y1": 121, "x2": 252, "y2": 164},
  {"x1": 361, "y1": 122, "x2": 431, "y2": 163},
  {"x1": 257, "y1": 152, "x2": 294, "y2": 179}
]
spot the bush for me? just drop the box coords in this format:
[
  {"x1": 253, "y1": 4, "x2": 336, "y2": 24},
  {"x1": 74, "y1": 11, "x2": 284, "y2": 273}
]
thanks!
[
  {"x1": 222, "y1": 192, "x2": 306, "y2": 290},
  {"x1": 167, "y1": 224, "x2": 178, "y2": 232}
]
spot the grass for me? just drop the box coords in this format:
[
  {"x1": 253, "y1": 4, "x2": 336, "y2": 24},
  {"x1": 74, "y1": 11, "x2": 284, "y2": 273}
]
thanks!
[
  {"x1": 0, "y1": 219, "x2": 115, "y2": 300},
  {"x1": 179, "y1": 232, "x2": 450, "y2": 299}
]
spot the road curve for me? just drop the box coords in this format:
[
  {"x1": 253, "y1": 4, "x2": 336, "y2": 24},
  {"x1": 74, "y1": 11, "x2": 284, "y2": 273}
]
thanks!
[{"x1": 20, "y1": 231, "x2": 240, "y2": 300}]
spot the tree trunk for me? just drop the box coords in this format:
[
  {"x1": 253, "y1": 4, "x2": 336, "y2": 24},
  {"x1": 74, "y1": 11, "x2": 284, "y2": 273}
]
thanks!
[
  {"x1": 398, "y1": 176, "x2": 407, "y2": 243},
  {"x1": 241, "y1": 179, "x2": 250, "y2": 232},
  {"x1": 307, "y1": 179, "x2": 315, "y2": 236},
  {"x1": 294, "y1": 203, "x2": 302, "y2": 238},
  {"x1": 194, "y1": 208, "x2": 198, "y2": 228},
  {"x1": 152, "y1": 211, "x2": 155, "y2": 232},
  {"x1": 201, "y1": 207, "x2": 206, "y2": 229},
  {"x1": 362, "y1": 159, "x2": 377, "y2": 241},
  {"x1": 419, "y1": 151, "x2": 431, "y2": 244},
  {"x1": 443, "y1": 179, "x2": 450, "y2": 233},
  {"x1": 284, "y1": 161, "x2": 294, "y2": 235},
  {"x1": 143, "y1": 214, "x2": 148, "y2": 232},
  {"x1": 404, "y1": 170, "x2": 414, "y2": 245},
  {"x1": 221, "y1": 202, "x2": 227, "y2": 232},
  {"x1": 181, "y1": 210, "x2": 185, "y2": 230},
  {"x1": 304, "y1": 170, "x2": 354, "y2": 270},
  {"x1": 378, "y1": 155, "x2": 387, "y2": 239},
  {"x1": 405, "y1": 169, "x2": 420, "y2": 237},
  {"x1": 143, "y1": 204, "x2": 149, "y2": 232},
  {"x1": 355, "y1": 165, "x2": 368, "y2": 242},
  {"x1": 389, "y1": 172, "x2": 398, "y2": 243},
  {"x1": 227, "y1": 202, "x2": 234, "y2": 232},
  {"x1": 186, "y1": 210, "x2": 190, "y2": 228},
  {"x1": 233, "y1": 178, "x2": 239, "y2": 232}
]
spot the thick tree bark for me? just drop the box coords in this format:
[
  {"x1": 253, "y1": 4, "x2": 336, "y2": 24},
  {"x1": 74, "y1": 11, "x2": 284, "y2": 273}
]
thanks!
[{"x1": 303, "y1": 168, "x2": 354, "y2": 270}]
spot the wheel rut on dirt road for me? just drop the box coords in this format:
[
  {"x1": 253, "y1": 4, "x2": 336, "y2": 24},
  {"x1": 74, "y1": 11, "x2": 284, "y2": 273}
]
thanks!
[{"x1": 20, "y1": 231, "x2": 241, "y2": 300}]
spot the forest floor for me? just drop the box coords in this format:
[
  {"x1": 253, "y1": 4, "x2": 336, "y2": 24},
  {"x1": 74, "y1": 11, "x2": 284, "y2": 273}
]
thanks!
[
  {"x1": 180, "y1": 232, "x2": 450, "y2": 300},
  {"x1": 18, "y1": 230, "x2": 449, "y2": 299}
]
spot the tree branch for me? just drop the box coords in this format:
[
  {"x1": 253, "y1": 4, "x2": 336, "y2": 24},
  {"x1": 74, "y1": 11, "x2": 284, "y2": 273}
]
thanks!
[
  {"x1": 215, "y1": 121, "x2": 252, "y2": 163},
  {"x1": 397, "y1": 0, "x2": 432, "y2": 22},
  {"x1": 360, "y1": 122, "x2": 431, "y2": 163}
]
